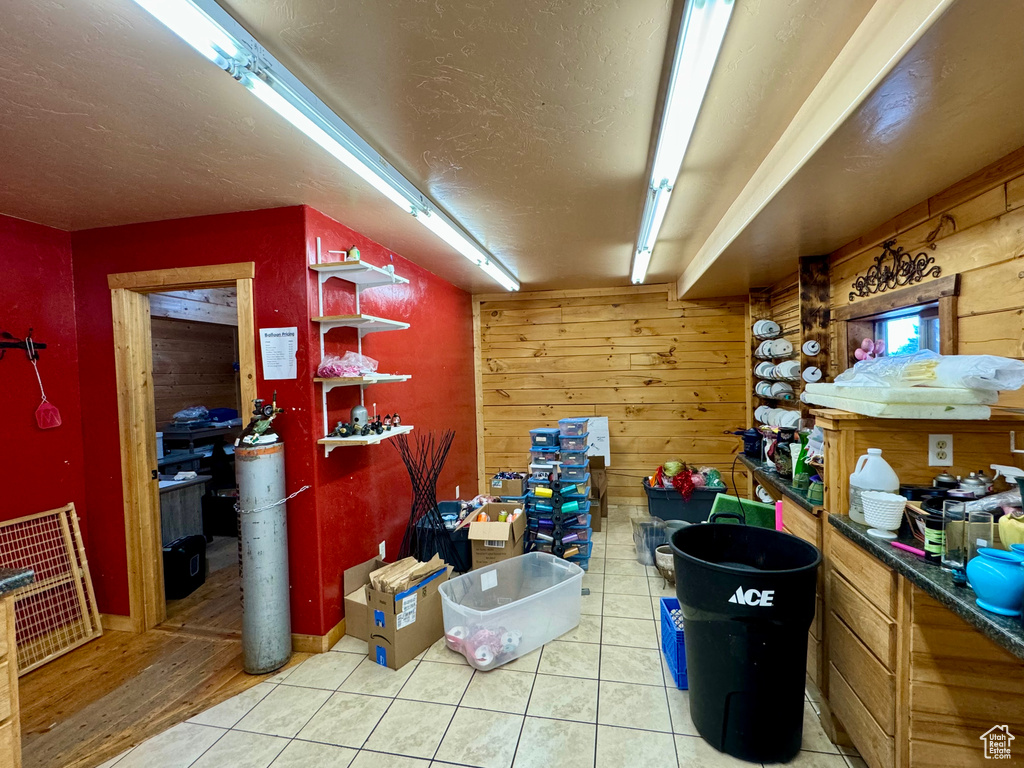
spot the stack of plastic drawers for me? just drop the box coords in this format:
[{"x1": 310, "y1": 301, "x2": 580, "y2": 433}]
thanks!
[{"x1": 524, "y1": 419, "x2": 593, "y2": 570}]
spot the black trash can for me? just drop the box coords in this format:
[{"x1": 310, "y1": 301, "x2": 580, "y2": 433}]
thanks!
[{"x1": 671, "y1": 521, "x2": 821, "y2": 763}]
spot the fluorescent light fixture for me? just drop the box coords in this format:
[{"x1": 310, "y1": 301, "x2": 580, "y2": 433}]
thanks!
[
  {"x1": 132, "y1": 0, "x2": 520, "y2": 290},
  {"x1": 630, "y1": 0, "x2": 734, "y2": 284},
  {"x1": 134, "y1": 0, "x2": 243, "y2": 64}
]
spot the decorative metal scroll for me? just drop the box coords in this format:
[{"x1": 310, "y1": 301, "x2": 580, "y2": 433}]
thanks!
[{"x1": 848, "y1": 239, "x2": 941, "y2": 301}]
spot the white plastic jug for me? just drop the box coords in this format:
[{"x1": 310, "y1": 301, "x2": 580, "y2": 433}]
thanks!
[{"x1": 849, "y1": 448, "x2": 900, "y2": 525}]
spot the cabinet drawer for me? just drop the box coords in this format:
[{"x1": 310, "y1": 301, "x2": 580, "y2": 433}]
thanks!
[
  {"x1": 830, "y1": 663, "x2": 894, "y2": 768},
  {"x1": 782, "y1": 498, "x2": 820, "y2": 548},
  {"x1": 830, "y1": 532, "x2": 897, "y2": 617},
  {"x1": 831, "y1": 570, "x2": 896, "y2": 669},
  {"x1": 828, "y1": 613, "x2": 895, "y2": 734},
  {"x1": 807, "y1": 633, "x2": 821, "y2": 687}
]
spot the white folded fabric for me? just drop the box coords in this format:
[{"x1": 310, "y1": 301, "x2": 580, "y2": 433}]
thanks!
[
  {"x1": 804, "y1": 382, "x2": 997, "y2": 405},
  {"x1": 804, "y1": 390, "x2": 990, "y2": 419}
]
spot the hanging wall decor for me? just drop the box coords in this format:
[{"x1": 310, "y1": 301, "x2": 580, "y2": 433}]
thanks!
[{"x1": 848, "y1": 239, "x2": 941, "y2": 301}]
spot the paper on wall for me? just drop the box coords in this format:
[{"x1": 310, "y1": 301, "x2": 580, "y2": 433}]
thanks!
[
  {"x1": 587, "y1": 416, "x2": 611, "y2": 466},
  {"x1": 259, "y1": 327, "x2": 298, "y2": 380}
]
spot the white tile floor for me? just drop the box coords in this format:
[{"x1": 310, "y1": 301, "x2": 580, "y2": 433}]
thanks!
[{"x1": 97, "y1": 510, "x2": 865, "y2": 768}]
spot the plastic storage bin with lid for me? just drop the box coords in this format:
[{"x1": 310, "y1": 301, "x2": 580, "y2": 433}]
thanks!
[
  {"x1": 558, "y1": 433, "x2": 589, "y2": 452},
  {"x1": 529, "y1": 446, "x2": 560, "y2": 461},
  {"x1": 529, "y1": 427, "x2": 561, "y2": 448},
  {"x1": 848, "y1": 448, "x2": 899, "y2": 525},
  {"x1": 439, "y1": 552, "x2": 584, "y2": 670},
  {"x1": 561, "y1": 463, "x2": 589, "y2": 482},
  {"x1": 558, "y1": 417, "x2": 589, "y2": 437}
]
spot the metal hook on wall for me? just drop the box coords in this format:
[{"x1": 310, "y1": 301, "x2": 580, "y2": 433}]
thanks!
[{"x1": 0, "y1": 328, "x2": 48, "y2": 362}]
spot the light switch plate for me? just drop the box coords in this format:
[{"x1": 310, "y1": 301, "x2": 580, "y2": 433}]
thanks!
[
  {"x1": 929, "y1": 434, "x2": 953, "y2": 466},
  {"x1": 379, "y1": 540, "x2": 386, "y2": 559}
]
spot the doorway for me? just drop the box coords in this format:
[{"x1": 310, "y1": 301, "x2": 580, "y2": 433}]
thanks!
[{"x1": 108, "y1": 263, "x2": 256, "y2": 633}]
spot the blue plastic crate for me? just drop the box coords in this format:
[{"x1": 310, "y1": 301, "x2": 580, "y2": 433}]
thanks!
[
  {"x1": 562, "y1": 480, "x2": 591, "y2": 498},
  {"x1": 558, "y1": 432, "x2": 590, "y2": 451},
  {"x1": 529, "y1": 427, "x2": 561, "y2": 447},
  {"x1": 560, "y1": 463, "x2": 589, "y2": 481},
  {"x1": 526, "y1": 512, "x2": 590, "y2": 528},
  {"x1": 660, "y1": 598, "x2": 688, "y2": 690},
  {"x1": 558, "y1": 417, "x2": 590, "y2": 436}
]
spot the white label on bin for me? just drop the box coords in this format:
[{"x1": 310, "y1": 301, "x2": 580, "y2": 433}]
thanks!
[
  {"x1": 481, "y1": 570, "x2": 498, "y2": 592},
  {"x1": 396, "y1": 593, "x2": 417, "y2": 629},
  {"x1": 728, "y1": 586, "x2": 774, "y2": 607}
]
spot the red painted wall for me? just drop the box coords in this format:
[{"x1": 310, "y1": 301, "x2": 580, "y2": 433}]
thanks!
[
  {"x1": 304, "y1": 207, "x2": 478, "y2": 632},
  {"x1": 69, "y1": 205, "x2": 477, "y2": 635},
  {"x1": 0, "y1": 215, "x2": 88, "y2": 531}
]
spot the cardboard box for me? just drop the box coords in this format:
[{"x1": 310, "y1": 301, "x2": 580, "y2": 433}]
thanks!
[
  {"x1": 343, "y1": 556, "x2": 386, "y2": 642},
  {"x1": 468, "y1": 502, "x2": 527, "y2": 569},
  {"x1": 366, "y1": 566, "x2": 449, "y2": 670},
  {"x1": 490, "y1": 476, "x2": 526, "y2": 498},
  {"x1": 589, "y1": 455, "x2": 608, "y2": 495}
]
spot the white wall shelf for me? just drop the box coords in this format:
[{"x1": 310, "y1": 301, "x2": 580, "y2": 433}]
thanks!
[
  {"x1": 309, "y1": 260, "x2": 410, "y2": 289},
  {"x1": 311, "y1": 237, "x2": 412, "y2": 451},
  {"x1": 313, "y1": 313, "x2": 410, "y2": 337},
  {"x1": 314, "y1": 374, "x2": 412, "y2": 394},
  {"x1": 318, "y1": 424, "x2": 414, "y2": 456}
]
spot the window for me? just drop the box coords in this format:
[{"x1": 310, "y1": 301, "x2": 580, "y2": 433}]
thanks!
[{"x1": 872, "y1": 304, "x2": 940, "y2": 357}]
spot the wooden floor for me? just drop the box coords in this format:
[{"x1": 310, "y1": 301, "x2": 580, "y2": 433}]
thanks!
[{"x1": 19, "y1": 566, "x2": 309, "y2": 768}]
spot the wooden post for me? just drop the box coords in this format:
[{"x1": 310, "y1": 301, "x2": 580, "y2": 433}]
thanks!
[{"x1": 799, "y1": 255, "x2": 831, "y2": 417}]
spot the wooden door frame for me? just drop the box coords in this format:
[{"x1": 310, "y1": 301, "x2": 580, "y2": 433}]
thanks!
[{"x1": 108, "y1": 263, "x2": 256, "y2": 633}]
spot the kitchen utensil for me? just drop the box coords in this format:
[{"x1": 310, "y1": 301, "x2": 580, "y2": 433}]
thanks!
[
  {"x1": 966, "y1": 548, "x2": 1024, "y2": 616},
  {"x1": 862, "y1": 491, "x2": 906, "y2": 539}
]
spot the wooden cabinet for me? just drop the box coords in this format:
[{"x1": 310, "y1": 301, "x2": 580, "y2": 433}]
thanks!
[
  {"x1": 0, "y1": 595, "x2": 20, "y2": 768},
  {"x1": 780, "y1": 497, "x2": 824, "y2": 686}
]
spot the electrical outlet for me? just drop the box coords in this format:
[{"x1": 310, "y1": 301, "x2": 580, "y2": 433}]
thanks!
[
  {"x1": 378, "y1": 540, "x2": 386, "y2": 560},
  {"x1": 455, "y1": 485, "x2": 460, "y2": 499},
  {"x1": 929, "y1": 434, "x2": 953, "y2": 466}
]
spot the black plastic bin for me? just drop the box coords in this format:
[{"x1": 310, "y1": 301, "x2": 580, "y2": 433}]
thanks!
[
  {"x1": 643, "y1": 479, "x2": 725, "y2": 523},
  {"x1": 414, "y1": 502, "x2": 471, "y2": 572},
  {"x1": 163, "y1": 535, "x2": 207, "y2": 600},
  {"x1": 671, "y1": 520, "x2": 821, "y2": 763}
]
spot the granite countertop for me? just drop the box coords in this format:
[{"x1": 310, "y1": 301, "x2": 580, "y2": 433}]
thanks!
[
  {"x1": 829, "y1": 514, "x2": 1024, "y2": 660},
  {"x1": 739, "y1": 455, "x2": 822, "y2": 514},
  {"x1": 0, "y1": 567, "x2": 34, "y2": 597}
]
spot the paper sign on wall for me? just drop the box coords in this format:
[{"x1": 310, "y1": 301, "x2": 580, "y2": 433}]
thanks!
[
  {"x1": 587, "y1": 416, "x2": 611, "y2": 466},
  {"x1": 259, "y1": 327, "x2": 298, "y2": 380}
]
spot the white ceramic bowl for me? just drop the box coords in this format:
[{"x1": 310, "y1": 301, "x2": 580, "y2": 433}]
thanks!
[{"x1": 862, "y1": 491, "x2": 906, "y2": 532}]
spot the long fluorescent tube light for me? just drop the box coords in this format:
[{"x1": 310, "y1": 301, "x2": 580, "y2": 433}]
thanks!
[
  {"x1": 132, "y1": 0, "x2": 520, "y2": 291},
  {"x1": 631, "y1": 0, "x2": 734, "y2": 284}
]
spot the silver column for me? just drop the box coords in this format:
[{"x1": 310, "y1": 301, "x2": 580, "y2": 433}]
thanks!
[{"x1": 236, "y1": 441, "x2": 292, "y2": 674}]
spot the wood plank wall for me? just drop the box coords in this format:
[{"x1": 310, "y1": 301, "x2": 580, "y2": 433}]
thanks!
[
  {"x1": 828, "y1": 145, "x2": 1024, "y2": 407},
  {"x1": 475, "y1": 285, "x2": 750, "y2": 504},
  {"x1": 151, "y1": 318, "x2": 240, "y2": 424}
]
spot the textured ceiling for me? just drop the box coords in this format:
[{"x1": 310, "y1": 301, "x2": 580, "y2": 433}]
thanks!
[
  {"x1": 0, "y1": 0, "x2": 1011, "y2": 295},
  {"x1": 0, "y1": 0, "x2": 873, "y2": 292},
  {"x1": 682, "y1": 0, "x2": 1024, "y2": 296}
]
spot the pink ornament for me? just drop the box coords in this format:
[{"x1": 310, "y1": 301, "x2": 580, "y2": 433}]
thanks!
[
  {"x1": 854, "y1": 348, "x2": 868, "y2": 361},
  {"x1": 874, "y1": 340, "x2": 886, "y2": 355},
  {"x1": 860, "y1": 338, "x2": 874, "y2": 352},
  {"x1": 690, "y1": 472, "x2": 706, "y2": 488}
]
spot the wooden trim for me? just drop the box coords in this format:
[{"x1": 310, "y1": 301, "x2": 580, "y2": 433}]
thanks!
[
  {"x1": 235, "y1": 278, "x2": 257, "y2": 410},
  {"x1": 3, "y1": 595, "x2": 20, "y2": 768},
  {"x1": 893, "y1": 576, "x2": 913, "y2": 768},
  {"x1": 472, "y1": 299, "x2": 486, "y2": 495},
  {"x1": 833, "y1": 274, "x2": 960, "y2": 321},
  {"x1": 99, "y1": 614, "x2": 136, "y2": 633},
  {"x1": 291, "y1": 618, "x2": 346, "y2": 654},
  {"x1": 111, "y1": 288, "x2": 163, "y2": 633},
  {"x1": 473, "y1": 283, "x2": 670, "y2": 304},
  {"x1": 938, "y1": 294, "x2": 958, "y2": 355},
  {"x1": 108, "y1": 262, "x2": 255, "y2": 291},
  {"x1": 113, "y1": 267, "x2": 259, "y2": 633}
]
